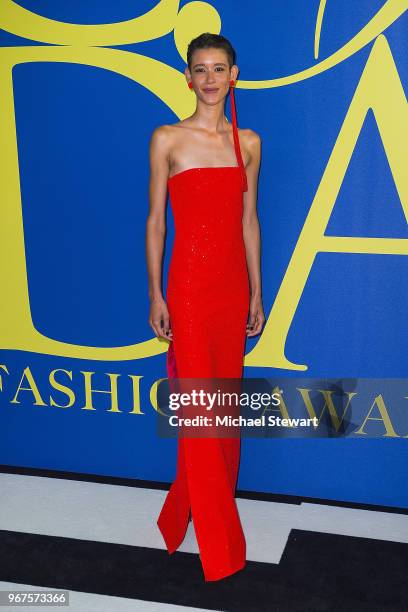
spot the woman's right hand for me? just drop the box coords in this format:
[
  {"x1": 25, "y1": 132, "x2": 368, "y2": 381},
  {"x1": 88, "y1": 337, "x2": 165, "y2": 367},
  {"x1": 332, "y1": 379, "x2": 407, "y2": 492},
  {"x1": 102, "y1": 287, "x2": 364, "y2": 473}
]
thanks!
[{"x1": 149, "y1": 297, "x2": 173, "y2": 340}]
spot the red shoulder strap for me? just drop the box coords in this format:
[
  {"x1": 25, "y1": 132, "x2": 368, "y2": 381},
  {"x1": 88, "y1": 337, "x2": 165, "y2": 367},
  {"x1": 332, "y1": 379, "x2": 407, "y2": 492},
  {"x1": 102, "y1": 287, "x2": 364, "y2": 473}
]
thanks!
[{"x1": 230, "y1": 84, "x2": 248, "y2": 192}]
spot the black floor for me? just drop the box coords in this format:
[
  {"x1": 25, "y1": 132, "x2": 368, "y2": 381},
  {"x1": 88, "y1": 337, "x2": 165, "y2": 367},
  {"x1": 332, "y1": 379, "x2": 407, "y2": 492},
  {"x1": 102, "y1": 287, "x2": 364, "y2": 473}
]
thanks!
[{"x1": 1, "y1": 527, "x2": 407, "y2": 611}]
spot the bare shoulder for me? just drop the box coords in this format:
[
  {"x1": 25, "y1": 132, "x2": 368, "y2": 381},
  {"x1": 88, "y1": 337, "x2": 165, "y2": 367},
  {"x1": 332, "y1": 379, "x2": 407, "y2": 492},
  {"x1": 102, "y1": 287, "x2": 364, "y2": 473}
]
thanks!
[
  {"x1": 239, "y1": 127, "x2": 261, "y2": 149},
  {"x1": 150, "y1": 124, "x2": 174, "y2": 145},
  {"x1": 150, "y1": 124, "x2": 178, "y2": 164},
  {"x1": 238, "y1": 128, "x2": 261, "y2": 169},
  {"x1": 151, "y1": 121, "x2": 191, "y2": 146}
]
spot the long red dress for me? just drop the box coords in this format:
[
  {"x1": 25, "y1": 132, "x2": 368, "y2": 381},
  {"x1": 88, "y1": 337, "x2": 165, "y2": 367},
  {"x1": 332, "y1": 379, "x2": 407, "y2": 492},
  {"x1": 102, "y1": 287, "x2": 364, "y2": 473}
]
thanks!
[{"x1": 157, "y1": 84, "x2": 249, "y2": 582}]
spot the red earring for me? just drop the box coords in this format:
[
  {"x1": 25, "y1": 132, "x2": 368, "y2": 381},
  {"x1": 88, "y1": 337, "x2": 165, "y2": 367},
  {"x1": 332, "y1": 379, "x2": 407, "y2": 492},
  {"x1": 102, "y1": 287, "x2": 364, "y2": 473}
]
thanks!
[
  {"x1": 230, "y1": 79, "x2": 235, "y2": 87},
  {"x1": 188, "y1": 81, "x2": 193, "y2": 89}
]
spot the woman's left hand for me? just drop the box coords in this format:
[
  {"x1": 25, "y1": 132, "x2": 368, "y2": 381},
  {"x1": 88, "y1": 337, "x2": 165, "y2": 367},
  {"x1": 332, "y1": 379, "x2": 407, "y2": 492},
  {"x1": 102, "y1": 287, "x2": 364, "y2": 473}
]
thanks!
[{"x1": 246, "y1": 294, "x2": 265, "y2": 337}]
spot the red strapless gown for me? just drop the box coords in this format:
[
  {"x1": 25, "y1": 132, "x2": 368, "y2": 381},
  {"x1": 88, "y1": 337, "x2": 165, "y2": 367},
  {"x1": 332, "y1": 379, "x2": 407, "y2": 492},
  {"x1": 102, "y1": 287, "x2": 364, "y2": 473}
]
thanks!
[{"x1": 157, "y1": 85, "x2": 249, "y2": 582}]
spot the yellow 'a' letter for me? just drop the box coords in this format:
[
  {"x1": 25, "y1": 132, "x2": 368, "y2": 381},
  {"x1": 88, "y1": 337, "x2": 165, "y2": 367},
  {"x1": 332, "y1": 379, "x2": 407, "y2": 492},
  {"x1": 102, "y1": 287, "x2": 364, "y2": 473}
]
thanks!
[{"x1": 245, "y1": 34, "x2": 408, "y2": 371}]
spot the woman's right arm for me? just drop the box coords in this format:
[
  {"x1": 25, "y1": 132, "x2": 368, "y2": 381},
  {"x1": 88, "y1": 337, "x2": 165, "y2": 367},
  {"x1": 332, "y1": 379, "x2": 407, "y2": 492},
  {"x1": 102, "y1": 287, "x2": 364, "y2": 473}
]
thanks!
[{"x1": 146, "y1": 125, "x2": 173, "y2": 340}]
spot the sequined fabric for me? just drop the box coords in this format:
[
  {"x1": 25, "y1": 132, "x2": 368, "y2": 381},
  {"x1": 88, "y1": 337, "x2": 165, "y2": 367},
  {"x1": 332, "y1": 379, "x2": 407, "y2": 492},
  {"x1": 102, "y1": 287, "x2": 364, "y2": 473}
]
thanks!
[
  {"x1": 166, "y1": 167, "x2": 249, "y2": 378},
  {"x1": 157, "y1": 86, "x2": 250, "y2": 582}
]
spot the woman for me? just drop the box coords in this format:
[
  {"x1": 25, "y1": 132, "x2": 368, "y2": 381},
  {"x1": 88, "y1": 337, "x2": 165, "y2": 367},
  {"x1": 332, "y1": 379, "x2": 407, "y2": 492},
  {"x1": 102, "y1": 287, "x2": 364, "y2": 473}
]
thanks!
[{"x1": 146, "y1": 32, "x2": 264, "y2": 581}]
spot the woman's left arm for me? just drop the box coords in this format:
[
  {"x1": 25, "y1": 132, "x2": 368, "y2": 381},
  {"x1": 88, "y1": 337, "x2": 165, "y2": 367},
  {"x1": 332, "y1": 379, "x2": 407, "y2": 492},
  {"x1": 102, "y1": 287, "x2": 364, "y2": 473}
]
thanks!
[{"x1": 242, "y1": 130, "x2": 265, "y2": 337}]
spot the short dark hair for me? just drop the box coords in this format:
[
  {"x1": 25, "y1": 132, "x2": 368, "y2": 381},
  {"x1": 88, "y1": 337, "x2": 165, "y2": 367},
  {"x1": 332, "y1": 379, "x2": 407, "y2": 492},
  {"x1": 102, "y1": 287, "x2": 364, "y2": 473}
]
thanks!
[{"x1": 187, "y1": 33, "x2": 236, "y2": 70}]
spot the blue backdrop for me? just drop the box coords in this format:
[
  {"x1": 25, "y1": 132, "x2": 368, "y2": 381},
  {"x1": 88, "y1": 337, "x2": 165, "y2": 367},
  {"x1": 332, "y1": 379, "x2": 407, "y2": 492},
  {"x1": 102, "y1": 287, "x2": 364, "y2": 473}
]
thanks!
[{"x1": 0, "y1": 0, "x2": 407, "y2": 507}]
